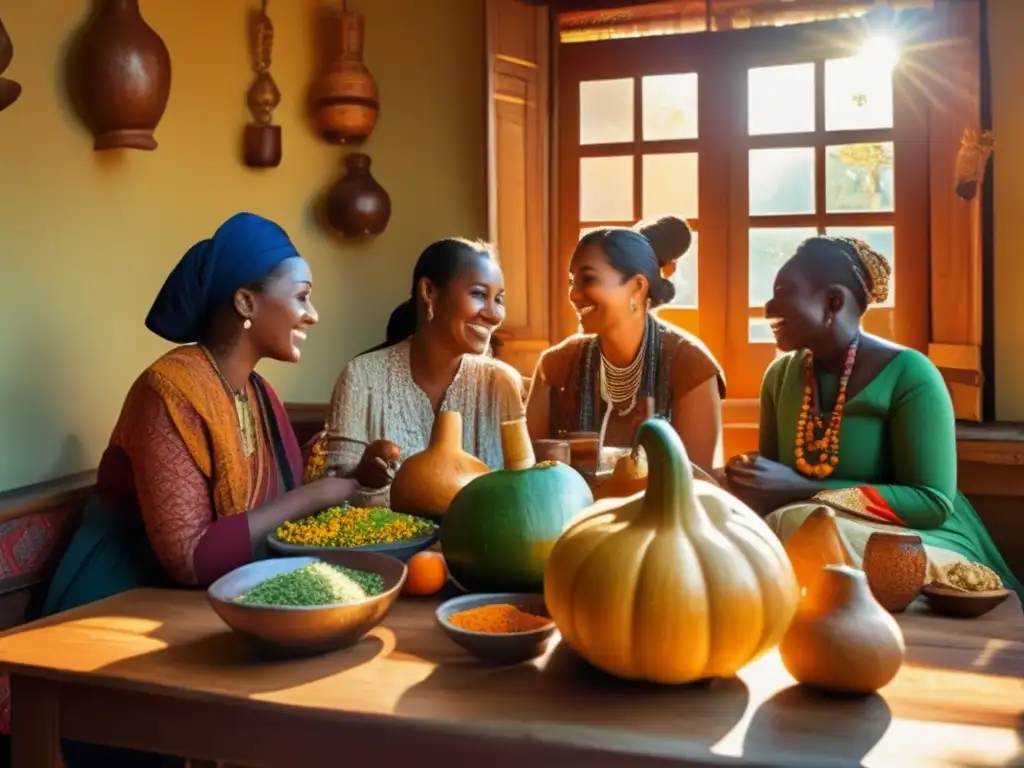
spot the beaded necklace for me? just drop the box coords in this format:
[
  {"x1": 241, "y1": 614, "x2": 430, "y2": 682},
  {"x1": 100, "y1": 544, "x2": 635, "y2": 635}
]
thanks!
[
  {"x1": 794, "y1": 333, "x2": 859, "y2": 479},
  {"x1": 200, "y1": 345, "x2": 258, "y2": 457}
]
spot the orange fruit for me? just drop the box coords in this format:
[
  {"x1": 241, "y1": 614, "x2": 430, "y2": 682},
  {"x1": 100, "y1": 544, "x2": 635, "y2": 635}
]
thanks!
[{"x1": 402, "y1": 550, "x2": 448, "y2": 596}]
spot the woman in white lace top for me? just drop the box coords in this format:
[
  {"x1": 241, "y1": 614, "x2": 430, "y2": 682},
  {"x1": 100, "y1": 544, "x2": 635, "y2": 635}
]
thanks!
[{"x1": 322, "y1": 238, "x2": 524, "y2": 502}]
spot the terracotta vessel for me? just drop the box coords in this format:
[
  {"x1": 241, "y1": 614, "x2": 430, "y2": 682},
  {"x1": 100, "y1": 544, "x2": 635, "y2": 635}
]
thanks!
[
  {"x1": 77, "y1": 0, "x2": 172, "y2": 150},
  {"x1": 325, "y1": 153, "x2": 391, "y2": 237},
  {"x1": 862, "y1": 531, "x2": 927, "y2": 613},
  {"x1": 783, "y1": 506, "x2": 854, "y2": 593},
  {"x1": 389, "y1": 411, "x2": 489, "y2": 518},
  {"x1": 310, "y1": 6, "x2": 379, "y2": 144},
  {"x1": 0, "y1": 15, "x2": 22, "y2": 113},
  {"x1": 779, "y1": 564, "x2": 906, "y2": 695},
  {"x1": 244, "y1": 1, "x2": 282, "y2": 168}
]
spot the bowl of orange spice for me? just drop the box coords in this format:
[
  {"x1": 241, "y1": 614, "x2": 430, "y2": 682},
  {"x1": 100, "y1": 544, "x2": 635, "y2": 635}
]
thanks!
[{"x1": 436, "y1": 593, "x2": 557, "y2": 664}]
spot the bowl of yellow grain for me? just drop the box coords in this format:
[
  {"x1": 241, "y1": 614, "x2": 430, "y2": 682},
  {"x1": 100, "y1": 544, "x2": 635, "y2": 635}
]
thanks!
[
  {"x1": 268, "y1": 504, "x2": 438, "y2": 563},
  {"x1": 436, "y1": 592, "x2": 558, "y2": 665}
]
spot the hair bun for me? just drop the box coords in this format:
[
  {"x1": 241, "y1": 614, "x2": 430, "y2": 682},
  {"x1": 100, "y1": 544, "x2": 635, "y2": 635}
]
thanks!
[
  {"x1": 634, "y1": 215, "x2": 693, "y2": 267},
  {"x1": 654, "y1": 277, "x2": 676, "y2": 307}
]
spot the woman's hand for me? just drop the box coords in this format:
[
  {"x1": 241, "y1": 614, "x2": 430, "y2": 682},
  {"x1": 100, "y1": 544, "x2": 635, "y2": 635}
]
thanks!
[
  {"x1": 354, "y1": 440, "x2": 401, "y2": 489},
  {"x1": 304, "y1": 475, "x2": 362, "y2": 511},
  {"x1": 723, "y1": 452, "x2": 820, "y2": 515}
]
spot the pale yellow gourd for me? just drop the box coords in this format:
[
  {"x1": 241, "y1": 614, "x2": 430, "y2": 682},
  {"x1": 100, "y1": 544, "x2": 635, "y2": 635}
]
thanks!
[{"x1": 544, "y1": 419, "x2": 799, "y2": 684}]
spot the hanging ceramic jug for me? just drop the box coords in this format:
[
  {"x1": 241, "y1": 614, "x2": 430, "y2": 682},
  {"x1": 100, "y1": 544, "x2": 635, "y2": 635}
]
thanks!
[
  {"x1": 325, "y1": 153, "x2": 391, "y2": 237},
  {"x1": 310, "y1": 4, "x2": 379, "y2": 144},
  {"x1": 77, "y1": 0, "x2": 172, "y2": 150},
  {"x1": 0, "y1": 15, "x2": 22, "y2": 113}
]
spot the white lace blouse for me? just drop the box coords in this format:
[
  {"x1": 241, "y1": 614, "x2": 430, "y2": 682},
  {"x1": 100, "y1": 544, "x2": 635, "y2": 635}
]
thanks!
[{"x1": 324, "y1": 340, "x2": 524, "y2": 478}]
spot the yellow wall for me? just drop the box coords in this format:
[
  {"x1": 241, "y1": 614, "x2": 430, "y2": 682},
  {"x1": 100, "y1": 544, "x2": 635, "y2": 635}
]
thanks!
[
  {"x1": 0, "y1": 0, "x2": 486, "y2": 490},
  {"x1": 989, "y1": 0, "x2": 1024, "y2": 421},
  {"x1": 2, "y1": 0, "x2": 1022, "y2": 491}
]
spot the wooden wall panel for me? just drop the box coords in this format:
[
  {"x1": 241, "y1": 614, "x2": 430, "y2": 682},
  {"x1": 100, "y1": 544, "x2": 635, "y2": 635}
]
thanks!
[
  {"x1": 487, "y1": 0, "x2": 551, "y2": 376},
  {"x1": 927, "y1": 1, "x2": 985, "y2": 421}
]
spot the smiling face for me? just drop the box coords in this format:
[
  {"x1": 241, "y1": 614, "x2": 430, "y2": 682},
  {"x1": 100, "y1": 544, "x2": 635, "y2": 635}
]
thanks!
[
  {"x1": 568, "y1": 242, "x2": 645, "y2": 335},
  {"x1": 427, "y1": 254, "x2": 506, "y2": 355},
  {"x1": 763, "y1": 257, "x2": 833, "y2": 353},
  {"x1": 239, "y1": 257, "x2": 318, "y2": 363}
]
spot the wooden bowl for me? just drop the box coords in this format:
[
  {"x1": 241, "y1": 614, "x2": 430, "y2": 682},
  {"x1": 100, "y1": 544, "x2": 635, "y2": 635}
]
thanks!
[
  {"x1": 921, "y1": 583, "x2": 1010, "y2": 619},
  {"x1": 208, "y1": 552, "x2": 406, "y2": 658},
  {"x1": 436, "y1": 592, "x2": 558, "y2": 665}
]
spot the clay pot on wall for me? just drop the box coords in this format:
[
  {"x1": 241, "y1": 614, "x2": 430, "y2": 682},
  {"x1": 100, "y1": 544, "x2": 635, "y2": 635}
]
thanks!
[
  {"x1": 76, "y1": 0, "x2": 172, "y2": 150},
  {"x1": 325, "y1": 153, "x2": 391, "y2": 237},
  {"x1": 310, "y1": 5, "x2": 379, "y2": 144},
  {"x1": 0, "y1": 15, "x2": 22, "y2": 113}
]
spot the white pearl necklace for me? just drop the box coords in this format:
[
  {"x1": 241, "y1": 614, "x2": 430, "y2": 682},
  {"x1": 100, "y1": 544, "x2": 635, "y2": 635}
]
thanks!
[{"x1": 599, "y1": 330, "x2": 647, "y2": 417}]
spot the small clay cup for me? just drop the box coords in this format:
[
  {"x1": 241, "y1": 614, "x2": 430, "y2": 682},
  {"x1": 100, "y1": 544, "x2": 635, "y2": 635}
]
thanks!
[
  {"x1": 532, "y1": 439, "x2": 571, "y2": 465},
  {"x1": 862, "y1": 532, "x2": 927, "y2": 613}
]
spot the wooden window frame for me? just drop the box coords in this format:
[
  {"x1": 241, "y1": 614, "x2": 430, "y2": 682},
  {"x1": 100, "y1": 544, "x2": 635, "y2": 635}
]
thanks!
[{"x1": 551, "y1": 11, "x2": 977, "y2": 455}]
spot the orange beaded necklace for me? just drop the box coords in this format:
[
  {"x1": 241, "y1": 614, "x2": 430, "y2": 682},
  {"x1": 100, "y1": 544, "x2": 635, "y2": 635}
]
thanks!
[{"x1": 795, "y1": 333, "x2": 859, "y2": 479}]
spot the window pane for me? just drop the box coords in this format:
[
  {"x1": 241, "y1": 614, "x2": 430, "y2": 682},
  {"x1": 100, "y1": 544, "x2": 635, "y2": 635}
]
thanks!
[
  {"x1": 642, "y1": 73, "x2": 698, "y2": 141},
  {"x1": 580, "y1": 156, "x2": 634, "y2": 222},
  {"x1": 748, "y1": 63, "x2": 814, "y2": 136},
  {"x1": 580, "y1": 78, "x2": 634, "y2": 145},
  {"x1": 749, "y1": 317, "x2": 776, "y2": 344},
  {"x1": 825, "y1": 225, "x2": 895, "y2": 307},
  {"x1": 642, "y1": 153, "x2": 698, "y2": 219},
  {"x1": 667, "y1": 231, "x2": 698, "y2": 308},
  {"x1": 749, "y1": 227, "x2": 818, "y2": 306},
  {"x1": 749, "y1": 147, "x2": 815, "y2": 216},
  {"x1": 824, "y1": 56, "x2": 894, "y2": 131},
  {"x1": 825, "y1": 142, "x2": 894, "y2": 213}
]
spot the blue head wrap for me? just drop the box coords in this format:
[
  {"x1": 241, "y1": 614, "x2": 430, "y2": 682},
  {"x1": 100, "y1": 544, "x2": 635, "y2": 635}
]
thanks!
[{"x1": 145, "y1": 212, "x2": 300, "y2": 343}]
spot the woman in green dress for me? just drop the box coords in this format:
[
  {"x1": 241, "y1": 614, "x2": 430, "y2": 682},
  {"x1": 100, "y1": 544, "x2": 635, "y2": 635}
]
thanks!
[{"x1": 724, "y1": 235, "x2": 1021, "y2": 598}]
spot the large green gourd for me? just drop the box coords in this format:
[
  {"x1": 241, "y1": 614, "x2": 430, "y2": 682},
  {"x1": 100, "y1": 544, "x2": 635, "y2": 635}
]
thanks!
[{"x1": 441, "y1": 419, "x2": 594, "y2": 593}]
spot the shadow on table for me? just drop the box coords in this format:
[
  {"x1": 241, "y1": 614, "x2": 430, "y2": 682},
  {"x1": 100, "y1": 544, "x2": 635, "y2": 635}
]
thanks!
[
  {"x1": 91, "y1": 630, "x2": 388, "y2": 696},
  {"x1": 394, "y1": 640, "x2": 750, "y2": 755},
  {"x1": 742, "y1": 685, "x2": 892, "y2": 765}
]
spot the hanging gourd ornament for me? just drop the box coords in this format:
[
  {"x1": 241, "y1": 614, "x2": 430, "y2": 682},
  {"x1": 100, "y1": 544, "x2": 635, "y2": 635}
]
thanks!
[
  {"x1": 441, "y1": 418, "x2": 594, "y2": 593},
  {"x1": 544, "y1": 419, "x2": 799, "y2": 684}
]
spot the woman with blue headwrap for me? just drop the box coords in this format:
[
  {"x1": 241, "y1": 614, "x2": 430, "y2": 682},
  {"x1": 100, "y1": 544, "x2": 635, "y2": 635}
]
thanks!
[{"x1": 35, "y1": 213, "x2": 360, "y2": 767}]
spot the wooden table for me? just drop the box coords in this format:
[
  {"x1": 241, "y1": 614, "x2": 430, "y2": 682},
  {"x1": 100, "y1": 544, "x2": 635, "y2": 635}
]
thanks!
[{"x1": 0, "y1": 588, "x2": 1021, "y2": 768}]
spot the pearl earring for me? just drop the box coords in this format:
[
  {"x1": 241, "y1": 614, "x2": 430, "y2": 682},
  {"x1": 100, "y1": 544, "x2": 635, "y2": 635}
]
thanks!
[{"x1": 243, "y1": 318, "x2": 252, "y2": 330}]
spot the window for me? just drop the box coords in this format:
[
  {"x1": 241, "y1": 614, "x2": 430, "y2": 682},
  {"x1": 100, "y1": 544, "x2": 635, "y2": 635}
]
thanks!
[{"x1": 557, "y1": 16, "x2": 930, "y2": 403}]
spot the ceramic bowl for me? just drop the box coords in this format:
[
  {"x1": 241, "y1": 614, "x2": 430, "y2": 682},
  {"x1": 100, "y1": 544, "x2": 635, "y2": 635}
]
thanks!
[
  {"x1": 267, "y1": 529, "x2": 438, "y2": 563},
  {"x1": 208, "y1": 552, "x2": 406, "y2": 657},
  {"x1": 921, "y1": 583, "x2": 1010, "y2": 619},
  {"x1": 436, "y1": 592, "x2": 558, "y2": 665}
]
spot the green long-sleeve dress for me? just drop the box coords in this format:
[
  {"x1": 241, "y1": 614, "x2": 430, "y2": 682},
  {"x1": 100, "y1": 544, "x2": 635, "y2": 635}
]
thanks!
[{"x1": 760, "y1": 347, "x2": 1022, "y2": 598}]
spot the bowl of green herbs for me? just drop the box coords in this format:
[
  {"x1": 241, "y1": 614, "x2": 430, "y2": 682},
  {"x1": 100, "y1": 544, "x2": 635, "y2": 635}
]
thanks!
[{"x1": 207, "y1": 551, "x2": 406, "y2": 657}]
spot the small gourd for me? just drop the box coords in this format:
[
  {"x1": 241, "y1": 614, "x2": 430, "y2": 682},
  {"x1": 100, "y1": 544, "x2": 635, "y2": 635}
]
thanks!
[
  {"x1": 593, "y1": 447, "x2": 648, "y2": 500},
  {"x1": 779, "y1": 564, "x2": 905, "y2": 695},
  {"x1": 784, "y1": 506, "x2": 853, "y2": 593},
  {"x1": 544, "y1": 418, "x2": 799, "y2": 684},
  {"x1": 389, "y1": 410, "x2": 488, "y2": 518},
  {"x1": 442, "y1": 419, "x2": 594, "y2": 593}
]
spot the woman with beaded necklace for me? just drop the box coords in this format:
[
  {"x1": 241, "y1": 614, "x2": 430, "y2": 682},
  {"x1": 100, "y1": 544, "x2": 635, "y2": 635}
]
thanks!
[
  {"x1": 724, "y1": 236, "x2": 1021, "y2": 597},
  {"x1": 526, "y1": 217, "x2": 725, "y2": 472}
]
